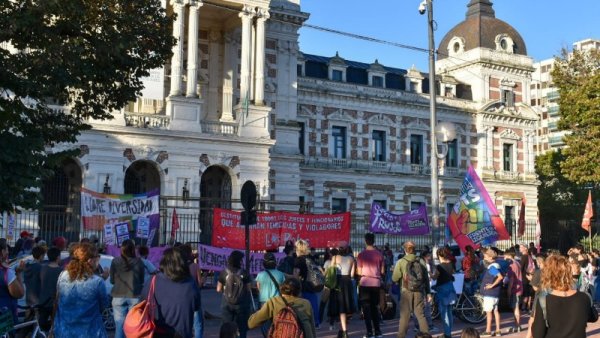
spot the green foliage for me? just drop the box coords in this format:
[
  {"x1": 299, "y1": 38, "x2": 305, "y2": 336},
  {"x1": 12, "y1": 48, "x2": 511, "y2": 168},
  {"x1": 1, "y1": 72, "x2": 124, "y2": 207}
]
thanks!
[
  {"x1": 0, "y1": 0, "x2": 174, "y2": 212},
  {"x1": 552, "y1": 48, "x2": 600, "y2": 184},
  {"x1": 535, "y1": 149, "x2": 588, "y2": 221}
]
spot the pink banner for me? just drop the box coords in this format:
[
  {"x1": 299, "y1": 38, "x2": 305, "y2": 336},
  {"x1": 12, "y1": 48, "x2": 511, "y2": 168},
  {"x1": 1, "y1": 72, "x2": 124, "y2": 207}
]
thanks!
[{"x1": 197, "y1": 244, "x2": 286, "y2": 275}]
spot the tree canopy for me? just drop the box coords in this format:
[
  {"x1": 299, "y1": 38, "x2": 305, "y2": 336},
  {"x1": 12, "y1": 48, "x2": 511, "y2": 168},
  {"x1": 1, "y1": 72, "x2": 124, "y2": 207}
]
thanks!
[
  {"x1": 552, "y1": 48, "x2": 600, "y2": 184},
  {"x1": 0, "y1": 0, "x2": 174, "y2": 212}
]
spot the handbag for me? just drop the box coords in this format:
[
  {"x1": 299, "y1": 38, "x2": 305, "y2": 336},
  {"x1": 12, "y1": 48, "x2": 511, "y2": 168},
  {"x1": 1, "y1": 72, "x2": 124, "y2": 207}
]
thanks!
[
  {"x1": 587, "y1": 293, "x2": 599, "y2": 323},
  {"x1": 123, "y1": 276, "x2": 157, "y2": 338}
]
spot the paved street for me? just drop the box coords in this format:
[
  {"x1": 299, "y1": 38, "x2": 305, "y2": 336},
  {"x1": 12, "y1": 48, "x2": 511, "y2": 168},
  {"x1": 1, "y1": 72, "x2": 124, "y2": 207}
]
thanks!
[{"x1": 199, "y1": 287, "x2": 600, "y2": 337}]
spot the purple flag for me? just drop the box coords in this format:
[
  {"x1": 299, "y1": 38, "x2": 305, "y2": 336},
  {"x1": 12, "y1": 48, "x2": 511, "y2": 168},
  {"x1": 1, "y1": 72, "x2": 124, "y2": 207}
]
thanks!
[{"x1": 369, "y1": 203, "x2": 430, "y2": 235}]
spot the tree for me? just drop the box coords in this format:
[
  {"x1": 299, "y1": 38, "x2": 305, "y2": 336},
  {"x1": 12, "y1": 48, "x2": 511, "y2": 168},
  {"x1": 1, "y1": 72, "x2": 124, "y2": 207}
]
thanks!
[
  {"x1": 552, "y1": 48, "x2": 600, "y2": 184},
  {"x1": 0, "y1": 0, "x2": 174, "y2": 212}
]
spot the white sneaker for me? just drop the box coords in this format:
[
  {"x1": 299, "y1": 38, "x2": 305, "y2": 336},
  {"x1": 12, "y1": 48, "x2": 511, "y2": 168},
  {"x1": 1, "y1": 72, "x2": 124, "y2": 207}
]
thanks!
[{"x1": 329, "y1": 325, "x2": 334, "y2": 331}]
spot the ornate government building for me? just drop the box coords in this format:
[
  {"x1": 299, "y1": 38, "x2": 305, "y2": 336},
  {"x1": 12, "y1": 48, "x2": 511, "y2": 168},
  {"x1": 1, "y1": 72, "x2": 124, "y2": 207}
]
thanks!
[{"x1": 45, "y1": 0, "x2": 539, "y2": 244}]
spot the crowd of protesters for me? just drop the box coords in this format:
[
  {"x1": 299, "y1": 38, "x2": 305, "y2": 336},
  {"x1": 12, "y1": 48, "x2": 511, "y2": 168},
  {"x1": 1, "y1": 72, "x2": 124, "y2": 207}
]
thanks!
[{"x1": 1, "y1": 230, "x2": 599, "y2": 338}]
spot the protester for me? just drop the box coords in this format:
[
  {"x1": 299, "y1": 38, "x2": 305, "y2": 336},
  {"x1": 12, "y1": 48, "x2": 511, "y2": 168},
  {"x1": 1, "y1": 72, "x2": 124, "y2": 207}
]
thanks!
[
  {"x1": 320, "y1": 248, "x2": 338, "y2": 330},
  {"x1": 520, "y1": 244, "x2": 536, "y2": 312},
  {"x1": 479, "y1": 248, "x2": 504, "y2": 337},
  {"x1": 52, "y1": 236, "x2": 68, "y2": 251},
  {"x1": 37, "y1": 247, "x2": 62, "y2": 331},
  {"x1": 532, "y1": 255, "x2": 592, "y2": 338},
  {"x1": 137, "y1": 245, "x2": 158, "y2": 283},
  {"x1": 432, "y1": 247, "x2": 457, "y2": 338},
  {"x1": 277, "y1": 240, "x2": 296, "y2": 277},
  {"x1": 293, "y1": 239, "x2": 321, "y2": 328},
  {"x1": 504, "y1": 247, "x2": 523, "y2": 333},
  {"x1": 462, "y1": 245, "x2": 482, "y2": 296},
  {"x1": 356, "y1": 233, "x2": 384, "y2": 338},
  {"x1": 255, "y1": 252, "x2": 285, "y2": 334},
  {"x1": 0, "y1": 239, "x2": 24, "y2": 326},
  {"x1": 53, "y1": 243, "x2": 108, "y2": 338},
  {"x1": 23, "y1": 245, "x2": 46, "y2": 314},
  {"x1": 415, "y1": 250, "x2": 435, "y2": 332},
  {"x1": 220, "y1": 322, "x2": 240, "y2": 338},
  {"x1": 177, "y1": 243, "x2": 204, "y2": 338},
  {"x1": 393, "y1": 241, "x2": 430, "y2": 338},
  {"x1": 141, "y1": 247, "x2": 201, "y2": 337},
  {"x1": 325, "y1": 245, "x2": 355, "y2": 338},
  {"x1": 248, "y1": 277, "x2": 316, "y2": 338},
  {"x1": 525, "y1": 254, "x2": 546, "y2": 338},
  {"x1": 217, "y1": 250, "x2": 252, "y2": 338},
  {"x1": 109, "y1": 239, "x2": 145, "y2": 338},
  {"x1": 461, "y1": 327, "x2": 481, "y2": 338}
]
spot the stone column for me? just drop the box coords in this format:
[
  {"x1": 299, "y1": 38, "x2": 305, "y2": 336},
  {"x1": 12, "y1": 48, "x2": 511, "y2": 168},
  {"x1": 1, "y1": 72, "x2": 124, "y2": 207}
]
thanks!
[
  {"x1": 186, "y1": 1, "x2": 203, "y2": 97},
  {"x1": 527, "y1": 132, "x2": 535, "y2": 172},
  {"x1": 254, "y1": 9, "x2": 269, "y2": 105},
  {"x1": 486, "y1": 127, "x2": 494, "y2": 168},
  {"x1": 523, "y1": 131, "x2": 529, "y2": 172},
  {"x1": 169, "y1": 0, "x2": 186, "y2": 96},
  {"x1": 239, "y1": 6, "x2": 255, "y2": 105},
  {"x1": 221, "y1": 33, "x2": 235, "y2": 121}
]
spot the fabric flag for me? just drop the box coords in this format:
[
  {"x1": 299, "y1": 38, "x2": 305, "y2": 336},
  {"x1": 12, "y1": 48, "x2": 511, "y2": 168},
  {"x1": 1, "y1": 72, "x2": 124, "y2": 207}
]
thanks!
[
  {"x1": 447, "y1": 166, "x2": 510, "y2": 252},
  {"x1": 582, "y1": 191, "x2": 593, "y2": 233},
  {"x1": 171, "y1": 208, "x2": 180, "y2": 238},
  {"x1": 517, "y1": 198, "x2": 526, "y2": 237}
]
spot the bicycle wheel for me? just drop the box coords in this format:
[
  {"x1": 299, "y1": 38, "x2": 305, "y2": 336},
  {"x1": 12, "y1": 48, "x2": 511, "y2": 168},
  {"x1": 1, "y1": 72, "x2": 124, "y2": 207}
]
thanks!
[
  {"x1": 457, "y1": 294, "x2": 486, "y2": 324},
  {"x1": 102, "y1": 307, "x2": 116, "y2": 331}
]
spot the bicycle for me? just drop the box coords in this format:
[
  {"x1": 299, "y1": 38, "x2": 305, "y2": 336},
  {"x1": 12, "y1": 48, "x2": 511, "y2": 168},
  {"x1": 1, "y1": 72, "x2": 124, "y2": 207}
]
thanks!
[{"x1": 430, "y1": 290, "x2": 486, "y2": 324}]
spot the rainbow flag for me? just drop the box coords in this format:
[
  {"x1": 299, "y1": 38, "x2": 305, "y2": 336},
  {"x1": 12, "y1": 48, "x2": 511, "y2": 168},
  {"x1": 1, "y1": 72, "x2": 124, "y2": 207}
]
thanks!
[{"x1": 447, "y1": 166, "x2": 509, "y2": 252}]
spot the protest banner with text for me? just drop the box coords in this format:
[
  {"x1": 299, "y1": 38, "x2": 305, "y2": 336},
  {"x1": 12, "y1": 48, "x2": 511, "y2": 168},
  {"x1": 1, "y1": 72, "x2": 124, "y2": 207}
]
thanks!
[
  {"x1": 212, "y1": 209, "x2": 351, "y2": 250},
  {"x1": 369, "y1": 203, "x2": 430, "y2": 235},
  {"x1": 197, "y1": 244, "x2": 286, "y2": 275},
  {"x1": 81, "y1": 188, "x2": 160, "y2": 241}
]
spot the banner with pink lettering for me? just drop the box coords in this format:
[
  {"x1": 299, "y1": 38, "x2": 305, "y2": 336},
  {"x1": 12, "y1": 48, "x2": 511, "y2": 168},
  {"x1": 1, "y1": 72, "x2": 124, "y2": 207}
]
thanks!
[
  {"x1": 369, "y1": 203, "x2": 430, "y2": 235},
  {"x1": 198, "y1": 244, "x2": 286, "y2": 275}
]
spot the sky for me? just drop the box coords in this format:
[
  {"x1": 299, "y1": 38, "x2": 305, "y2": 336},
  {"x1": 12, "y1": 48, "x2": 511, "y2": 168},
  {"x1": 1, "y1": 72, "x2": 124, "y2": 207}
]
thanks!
[{"x1": 298, "y1": 0, "x2": 600, "y2": 71}]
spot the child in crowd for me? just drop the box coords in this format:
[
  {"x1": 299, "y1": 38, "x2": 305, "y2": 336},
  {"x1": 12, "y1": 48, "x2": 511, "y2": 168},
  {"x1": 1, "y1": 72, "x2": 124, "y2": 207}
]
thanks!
[{"x1": 480, "y1": 248, "x2": 504, "y2": 337}]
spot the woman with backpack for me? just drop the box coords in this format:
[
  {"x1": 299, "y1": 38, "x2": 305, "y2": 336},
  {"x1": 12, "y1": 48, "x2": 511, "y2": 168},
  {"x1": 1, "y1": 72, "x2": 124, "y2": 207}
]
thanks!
[
  {"x1": 217, "y1": 250, "x2": 252, "y2": 338},
  {"x1": 293, "y1": 239, "x2": 322, "y2": 328},
  {"x1": 109, "y1": 239, "x2": 145, "y2": 338},
  {"x1": 433, "y1": 247, "x2": 457, "y2": 338},
  {"x1": 324, "y1": 246, "x2": 355, "y2": 338},
  {"x1": 248, "y1": 277, "x2": 316, "y2": 338}
]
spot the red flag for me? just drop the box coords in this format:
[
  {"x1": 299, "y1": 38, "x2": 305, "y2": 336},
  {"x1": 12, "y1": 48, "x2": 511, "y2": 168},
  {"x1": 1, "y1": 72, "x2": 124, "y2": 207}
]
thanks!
[
  {"x1": 582, "y1": 191, "x2": 594, "y2": 233},
  {"x1": 535, "y1": 213, "x2": 542, "y2": 253},
  {"x1": 171, "y1": 208, "x2": 180, "y2": 238},
  {"x1": 518, "y1": 198, "x2": 526, "y2": 237}
]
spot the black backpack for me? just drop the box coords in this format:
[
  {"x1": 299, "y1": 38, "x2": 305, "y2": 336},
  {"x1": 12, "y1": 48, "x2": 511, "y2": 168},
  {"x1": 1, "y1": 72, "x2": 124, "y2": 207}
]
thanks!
[
  {"x1": 403, "y1": 258, "x2": 427, "y2": 292},
  {"x1": 304, "y1": 258, "x2": 325, "y2": 292},
  {"x1": 224, "y1": 268, "x2": 245, "y2": 304}
]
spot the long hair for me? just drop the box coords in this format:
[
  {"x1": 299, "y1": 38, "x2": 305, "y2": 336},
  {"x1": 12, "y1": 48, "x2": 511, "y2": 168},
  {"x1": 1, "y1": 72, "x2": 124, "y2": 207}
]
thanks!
[
  {"x1": 541, "y1": 255, "x2": 573, "y2": 292},
  {"x1": 227, "y1": 250, "x2": 244, "y2": 270},
  {"x1": 66, "y1": 243, "x2": 97, "y2": 281},
  {"x1": 295, "y1": 239, "x2": 310, "y2": 257},
  {"x1": 159, "y1": 248, "x2": 190, "y2": 282}
]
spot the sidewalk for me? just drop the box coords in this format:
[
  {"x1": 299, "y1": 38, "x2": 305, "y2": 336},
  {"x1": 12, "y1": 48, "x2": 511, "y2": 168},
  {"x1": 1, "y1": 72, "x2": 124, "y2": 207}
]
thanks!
[{"x1": 200, "y1": 287, "x2": 600, "y2": 338}]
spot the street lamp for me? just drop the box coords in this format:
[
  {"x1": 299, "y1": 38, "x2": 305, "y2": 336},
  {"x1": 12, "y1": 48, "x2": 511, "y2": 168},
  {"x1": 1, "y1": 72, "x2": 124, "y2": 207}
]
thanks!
[{"x1": 420, "y1": 0, "x2": 457, "y2": 244}]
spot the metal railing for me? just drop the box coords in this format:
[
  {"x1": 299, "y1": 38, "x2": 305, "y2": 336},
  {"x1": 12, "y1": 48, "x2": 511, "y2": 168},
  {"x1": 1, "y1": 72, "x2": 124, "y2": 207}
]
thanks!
[
  {"x1": 124, "y1": 112, "x2": 170, "y2": 129},
  {"x1": 201, "y1": 121, "x2": 238, "y2": 135}
]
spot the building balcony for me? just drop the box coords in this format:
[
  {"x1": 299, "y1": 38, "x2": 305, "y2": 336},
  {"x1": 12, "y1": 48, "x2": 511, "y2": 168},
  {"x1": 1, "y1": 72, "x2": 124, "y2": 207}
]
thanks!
[
  {"x1": 548, "y1": 121, "x2": 559, "y2": 131},
  {"x1": 481, "y1": 168, "x2": 537, "y2": 183},
  {"x1": 547, "y1": 90, "x2": 559, "y2": 101},
  {"x1": 548, "y1": 135, "x2": 565, "y2": 146},
  {"x1": 200, "y1": 121, "x2": 238, "y2": 136},
  {"x1": 124, "y1": 111, "x2": 170, "y2": 130},
  {"x1": 547, "y1": 105, "x2": 560, "y2": 117}
]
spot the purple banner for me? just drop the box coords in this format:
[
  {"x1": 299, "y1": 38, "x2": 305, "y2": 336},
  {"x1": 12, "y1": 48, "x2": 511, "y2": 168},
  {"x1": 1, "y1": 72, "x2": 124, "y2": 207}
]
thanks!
[
  {"x1": 105, "y1": 245, "x2": 168, "y2": 268},
  {"x1": 198, "y1": 244, "x2": 286, "y2": 275},
  {"x1": 369, "y1": 203, "x2": 430, "y2": 235}
]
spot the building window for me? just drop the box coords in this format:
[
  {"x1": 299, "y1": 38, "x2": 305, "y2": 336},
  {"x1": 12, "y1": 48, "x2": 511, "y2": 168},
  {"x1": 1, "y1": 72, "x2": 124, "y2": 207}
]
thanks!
[
  {"x1": 445, "y1": 139, "x2": 458, "y2": 167},
  {"x1": 502, "y1": 90, "x2": 515, "y2": 107},
  {"x1": 332, "y1": 126, "x2": 347, "y2": 159},
  {"x1": 298, "y1": 122, "x2": 305, "y2": 155},
  {"x1": 505, "y1": 205, "x2": 515, "y2": 235},
  {"x1": 410, "y1": 134, "x2": 423, "y2": 164},
  {"x1": 410, "y1": 81, "x2": 419, "y2": 92},
  {"x1": 411, "y1": 201, "x2": 424, "y2": 210},
  {"x1": 372, "y1": 76, "x2": 384, "y2": 88},
  {"x1": 332, "y1": 69, "x2": 343, "y2": 82},
  {"x1": 372, "y1": 130, "x2": 386, "y2": 161},
  {"x1": 503, "y1": 143, "x2": 513, "y2": 171},
  {"x1": 297, "y1": 64, "x2": 303, "y2": 77},
  {"x1": 373, "y1": 199, "x2": 387, "y2": 209},
  {"x1": 332, "y1": 198, "x2": 347, "y2": 213}
]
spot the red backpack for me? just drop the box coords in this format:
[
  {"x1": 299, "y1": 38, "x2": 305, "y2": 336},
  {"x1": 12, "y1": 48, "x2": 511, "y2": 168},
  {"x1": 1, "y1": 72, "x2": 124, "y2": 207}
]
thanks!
[{"x1": 267, "y1": 297, "x2": 304, "y2": 338}]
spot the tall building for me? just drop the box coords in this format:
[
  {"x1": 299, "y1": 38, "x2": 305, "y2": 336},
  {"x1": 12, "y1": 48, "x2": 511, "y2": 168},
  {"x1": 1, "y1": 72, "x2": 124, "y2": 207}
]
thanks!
[
  {"x1": 531, "y1": 38, "x2": 600, "y2": 152},
  {"x1": 39, "y1": 0, "x2": 539, "y2": 246}
]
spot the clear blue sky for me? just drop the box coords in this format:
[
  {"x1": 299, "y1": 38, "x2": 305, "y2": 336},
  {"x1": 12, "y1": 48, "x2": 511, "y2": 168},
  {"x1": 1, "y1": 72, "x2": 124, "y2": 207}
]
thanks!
[{"x1": 299, "y1": 0, "x2": 600, "y2": 70}]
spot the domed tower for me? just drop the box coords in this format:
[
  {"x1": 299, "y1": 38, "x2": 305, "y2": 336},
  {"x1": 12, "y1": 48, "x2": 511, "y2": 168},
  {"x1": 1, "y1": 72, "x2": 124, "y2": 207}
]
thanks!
[{"x1": 436, "y1": 0, "x2": 534, "y2": 105}]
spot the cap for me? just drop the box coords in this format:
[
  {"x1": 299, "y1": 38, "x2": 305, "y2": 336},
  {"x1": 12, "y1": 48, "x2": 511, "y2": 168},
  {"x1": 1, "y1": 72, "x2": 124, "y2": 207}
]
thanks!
[{"x1": 264, "y1": 252, "x2": 276, "y2": 263}]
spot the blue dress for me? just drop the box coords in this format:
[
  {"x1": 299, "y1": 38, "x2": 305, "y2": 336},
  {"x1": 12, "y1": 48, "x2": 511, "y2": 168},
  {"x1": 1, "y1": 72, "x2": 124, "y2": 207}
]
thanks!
[{"x1": 53, "y1": 271, "x2": 109, "y2": 338}]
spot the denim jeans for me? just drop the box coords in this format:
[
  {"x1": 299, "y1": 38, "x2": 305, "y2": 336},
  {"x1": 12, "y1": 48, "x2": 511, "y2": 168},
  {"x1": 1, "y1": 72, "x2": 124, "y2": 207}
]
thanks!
[
  {"x1": 194, "y1": 308, "x2": 204, "y2": 338},
  {"x1": 112, "y1": 297, "x2": 140, "y2": 338},
  {"x1": 302, "y1": 291, "x2": 320, "y2": 327},
  {"x1": 438, "y1": 302, "x2": 453, "y2": 337}
]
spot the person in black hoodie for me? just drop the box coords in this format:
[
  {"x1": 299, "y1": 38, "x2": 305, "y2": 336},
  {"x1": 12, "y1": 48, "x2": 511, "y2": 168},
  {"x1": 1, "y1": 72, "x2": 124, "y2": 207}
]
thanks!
[{"x1": 109, "y1": 239, "x2": 144, "y2": 338}]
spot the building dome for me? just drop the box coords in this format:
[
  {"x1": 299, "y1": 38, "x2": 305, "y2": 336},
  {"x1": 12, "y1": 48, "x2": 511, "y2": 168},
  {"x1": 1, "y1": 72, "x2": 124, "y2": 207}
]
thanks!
[{"x1": 438, "y1": 0, "x2": 527, "y2": 60}]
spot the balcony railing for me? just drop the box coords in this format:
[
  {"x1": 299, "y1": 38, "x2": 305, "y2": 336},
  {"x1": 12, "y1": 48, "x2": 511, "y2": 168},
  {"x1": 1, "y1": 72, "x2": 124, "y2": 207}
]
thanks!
[
  {"x1": 547, "y1": 105, "x2": 560, "y2": 117},
  {"x1": 200, "y1": 121, "x2": 238, "y2": 135},
  {"x1": 124, "y1": 112, "x2": 170, "y2": 130}
]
